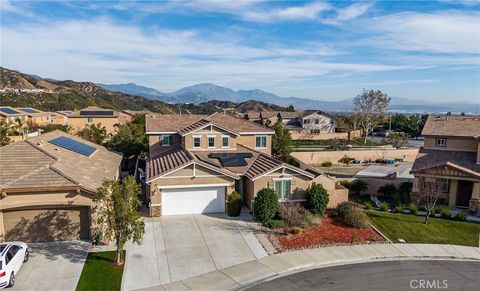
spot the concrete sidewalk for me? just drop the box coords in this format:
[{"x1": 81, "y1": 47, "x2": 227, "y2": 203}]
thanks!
[{"x1": 137, "y1": 243, "x2": 480, "y2": 291}]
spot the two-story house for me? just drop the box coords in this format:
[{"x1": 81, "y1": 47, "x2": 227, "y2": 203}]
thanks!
[
  {"x1": 300, "y1": 110, "x2": 336, "y2": 134},
  {"x1": 67, "y1": 106, "x2": 120, "y2": 136},
  {"x1": 410, "y1": 115, "x2": 480, "y2": 212},
  {"x1": 145, "y1": 112, "x2": 347, "y2": 216}
]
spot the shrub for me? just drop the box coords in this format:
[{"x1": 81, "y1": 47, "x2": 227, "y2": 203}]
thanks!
[
  {"x1": 336, "y1": 201, "x2": 356, "y2": 218},
  {"x1": 264, "y1": 219, "x2": 285, "y2": 229},
  {"x1": 395, "y1": 206, "x2": 404, "y2": 213},
  {"x1": 379, "y1": 202, "x2": 389, "y2": 212},
  {"x1": 454, "y1": 212, "x2": 467, "y2": 221},
  {"x1": 306, "y1": 183, "x2": 329, "y2": 216},
  {"x1": 409, "y1": 203, "x2": 418, "y2": 215},
  {"x1": 339, "y1": 180, "x2": 351, "y2": 189},
  {"x1": 364, "y1": 202, "x2": 373, "y2": 210},
  {"x1": 439, "y1": 207, "x2": 451, "y2": 219},
  {"x1": 338, "y1": 154, "x2": 353, "y2": 165},
  {"x1": 378, "y1": 183, "x2": 397, "y2": 199},
  {"x1": 298, "y1": 207, "x2": 318, "y2": 228},
  {"x1": 430, "y1": 207, "x2": 437, "y2": 217},
  {"x1": 289, "y1": 227, "x2": 303, "y2": 235},
  {"x1": 227, "y1": 191, "x2": 242, "y2": 217},
  {"x1": 321, "y1": 161, "x2": 333, "y2": 167},
  {"x1": 350, "y1": 179, "x2": 368, "y2": 195},
  {"x1": 252, "y1": 188, "x2": 279, "y2": 223},
  {"x1": 279, "y1": 204, "x2": 317, "y2": 229},
  {"x1": 343, "y1": 207, "x2": 369, "y2": 229}
]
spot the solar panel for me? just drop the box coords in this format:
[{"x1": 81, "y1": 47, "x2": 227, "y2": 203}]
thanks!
[
  {"x1": 0, "y1": 108, "x2": 20, "y2": 115},
  {"x1": 19, "y1": 108, "x2": 40, "y2": 113},
  {"x1": 48, "y1": 136, "x2": 97, "y2": 157},
  {"x1": 79, "y1": 110, "x2": 114, "y2": 116},
  {"x1": 208, "y1": 153, "x2": 253, "y2": 167}
]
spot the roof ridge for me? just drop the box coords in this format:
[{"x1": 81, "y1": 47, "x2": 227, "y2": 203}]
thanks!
[{"x1": 48, "y1": 164, "x2": 82, "y2": 187}]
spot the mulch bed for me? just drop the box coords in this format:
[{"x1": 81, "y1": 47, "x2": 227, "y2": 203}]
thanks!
[{"x1": 268, "y1": 215, "x2": 385, "y2": 251}]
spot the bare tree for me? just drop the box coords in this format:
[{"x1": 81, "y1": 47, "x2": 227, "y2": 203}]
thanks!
[
  {"x1": 386, "y1": 132, "x2": 409, "y2": 149},
  {"x1": 353, "y1": 89, "x2": 390, "y2": 143},
  {"x1": 417, "y1": 175, "x2": 443, "y2": 224}
]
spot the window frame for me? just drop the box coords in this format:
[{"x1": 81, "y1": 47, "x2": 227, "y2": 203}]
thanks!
[
  {"x1": 274, "y1": 179, "x2": 292, "y2": 201},
  {"x1": 207, "y1": 135, "x2": 216, "y2": 149},
  {"x1": 435, "y1": 138, "x2": 446, "y2": 147},
  {"x1": 87, "y1": 117, "x2": 93, "y2": 123},
  {"x1": 255, "y1": 135, "x2": 267, "y2": 149},
  {"x1": 160, "y1": 135, "x2": 172, "y2": 147},
  {"x1": 193, "y1": 135, "x2": 201, "y2": 149},
  {"x1": 221, "y1": 135, "x2": 229, "y2": 148}
]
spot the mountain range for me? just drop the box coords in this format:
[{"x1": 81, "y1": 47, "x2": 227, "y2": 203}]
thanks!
[
  {"x1": 98, "y1": 82, "x2": 480, "y2": 114},
  {"x1": 0, "y1": 67, "x2": 282, "y2": 114}
]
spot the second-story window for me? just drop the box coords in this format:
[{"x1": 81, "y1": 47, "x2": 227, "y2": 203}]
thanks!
[
  {"x1": 161, "y1": 135, "x2": 171, "y2": 146},
  {"x1": 255, "y1": 135, "x2": 267, "y2": 149},
  {"x1": 222, "y1": 136, "x2": 229, "y2": 148},
  {"x1": 435, "y1": 138, "x2": 446, "y2": 147},
  {"x1": 303, "y1": 119, "x2": 310, "y2": 125},
  {"x1": 87, "y1": 117, "x2": 93, "y2": 123},
  {"x1": 193, "y1": 136, "x2": 201, "y2": 149},
  {"x1": 315, "y1": 119, "x2": 319, "y2": 124},
  {"x1": 208, "y1": 136, "x2": 215, "y2": 148}
]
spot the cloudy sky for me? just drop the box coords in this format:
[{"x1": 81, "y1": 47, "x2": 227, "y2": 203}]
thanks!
[{"x1": 1, "y1": 0, "x2": 479, "y2": 102}]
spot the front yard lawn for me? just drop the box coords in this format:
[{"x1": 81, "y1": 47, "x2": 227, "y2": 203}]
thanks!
[
  {"x1": 367, "y1": 211, "x2": 480, "y2": 247},
  {"x1": 76, "y1": 251, "x2": 124, "y2": 291}
]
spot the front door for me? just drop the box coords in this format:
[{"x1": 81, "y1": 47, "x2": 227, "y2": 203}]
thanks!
[{"x1": 456, "y1": 180, "x2": 473, "y2": 208}]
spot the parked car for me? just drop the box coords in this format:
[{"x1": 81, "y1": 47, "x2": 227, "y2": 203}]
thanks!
[
  {"x1": 0, "y1": 242, "x2": 29, "y2": 289},
  {"x1": 414, "y1": 135, "x2": 425, "y2": 141}
]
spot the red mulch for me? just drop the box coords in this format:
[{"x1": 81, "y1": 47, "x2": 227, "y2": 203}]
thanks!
[{"x1": 276, "y1": 215, "x2": 384, "y2": 250}]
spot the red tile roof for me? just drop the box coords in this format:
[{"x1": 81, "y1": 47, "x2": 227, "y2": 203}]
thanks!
[
  {"x1": 422, "y1": 115, "x2": 480, "y2": 137},
  {"x1": 147, "y1": 146, "x2": 194, "y2": 180}
]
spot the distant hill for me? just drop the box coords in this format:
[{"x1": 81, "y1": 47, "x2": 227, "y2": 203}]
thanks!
[
  {"x1": 97, "y1": 82, "x2": 167, "y2": 100},
  {"x1": 0, "y1": 67, "x2": 176, "y2": 113},
  {"x1": 176, "y1": 99, "x2": 285, "y2": 114},
  {"x1": 97, "y1": 82, "x2": 480, "y2": 114}
]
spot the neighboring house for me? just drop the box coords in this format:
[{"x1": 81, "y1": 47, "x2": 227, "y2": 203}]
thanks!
[
  {"x1": 0, "y1": 130, "x2": 122, "y2": 242},
  {"x1": 354, "y1": 163, "x2": 413, "y2": 195},
  {"x1": 299, "y1": 110, "x2": 336, "y2": 134},
  {"x1": 0, "y1": 107, "x2": 28, "y2": 136},
  {"x1": 410, "y1": 115, "x2": 480, "y2": 212},
  {"x1": 145, "y1": 112, "x2": 347, "y2": 216},
  {"x1": 241, "y1": 110, "x2": 335, "y2": 134},
  {"x1": 118, "y1": 109, "x2": 150, "y2": 125},
  {"x1": 67, "y1": 106, "x2": 120, "y2": 135},
  {"x1": 16, "y1": 107, "x2": 57, "y2": 128}
]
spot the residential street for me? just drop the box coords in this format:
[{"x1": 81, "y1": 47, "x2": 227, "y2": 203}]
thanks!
[{"x1": 247, "y1": 260, "x2": 480, "y2": 291}]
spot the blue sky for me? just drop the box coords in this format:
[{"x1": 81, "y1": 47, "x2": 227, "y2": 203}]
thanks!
[{"x1": 1, "y1": 0, "x2": 479, "y2": 102}]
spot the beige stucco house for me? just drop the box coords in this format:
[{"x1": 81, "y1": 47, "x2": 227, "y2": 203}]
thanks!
[
  {"x1": 145, "y1": 112, "x2": 347, "y2": 217},
  {"x1": 0, "y1": 130, "x2": 122, "y2": 242},
  {"x1": 67, "y1": 106, "x2": 120, "y2": 136},
  {"x1": 410, "y1": 115, "x2": 480, "y2": 212}
]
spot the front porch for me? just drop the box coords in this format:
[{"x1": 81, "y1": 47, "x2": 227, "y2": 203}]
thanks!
[{"x1": 412, "y1": 176, "x2": 480, "y2": 212}]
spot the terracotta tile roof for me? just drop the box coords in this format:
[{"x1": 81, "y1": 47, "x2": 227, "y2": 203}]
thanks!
[
  {"x1": 147, "y1": 146, "x2": 194, "y2": 181},
  {"x1": 0, "y1": 130, "x2": 122, "y2": 192},
  {"x1": 422, "y1": 115, "x2": 480, "y2": 137},
  {"x1": 178, "y1": 119, "x2": 211, "y2": 135},
  {"x1": 411, "y1": 148, "x2": 480, "y2": 176},
  {"x1": 146, "y1": 112, "x2": 273, "y2": 134},
  {"x1": 244, "y1": 153, "x2": 283, "y2": 180},
  {"x1": 279, "y1": 111, "x2": 302, "y2": 119}
]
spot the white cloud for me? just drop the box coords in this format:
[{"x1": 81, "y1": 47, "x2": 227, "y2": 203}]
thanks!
[
  {"x1": 242, "y1": 1, "x2": 331, "y2": 22},
  {"x1": 1, "y1": 18, "x2": 409, "y2": 91},
  {"x1": 0, "y1": 0, "x2": 32, "y2": 16},
  {"x1": 363, "y1": 11, "x2": 480, "y2": 54},
  {"x1": 334, "y1": 2, "x2": 373, "y2": 21}
]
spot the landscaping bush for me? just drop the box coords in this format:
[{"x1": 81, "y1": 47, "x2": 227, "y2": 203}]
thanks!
[
  {"x1": 227, "y1": 191, "x2": 242, "y2": 217},
  {"x1": 350, "y1": 179, "x2": 368, "y2": 195},
  {"x1": 409, "y1": 203, "x2": 418, "y2": 215},
  {"x1": 343, "y1": 207, "x2": 369, "y2": 229},
  {"x1": 298, "y1": 207, "x2": 318, "y2": 228},
  {"x1": 430, "y1": 207, "x2": 437, "y2": 217},
  {"x1": 379, "y1": 202, "x2": 389, "y2": 212},
  {"x1": 439, "y1": 207, "x2": 451, "y2": 219},
  {"x1": 454, "y1": 212, "x2": 467, "y2": 221},
  {"x1": 395, "y1": 206, "x2": 404, "y2": 214},
  {"x1": 320, "y1": 161, "x2": 333, "y2": 167},
  {"x1": 336, "y1": 201, "x2": 356, "y2": 218},
  {"x1": 364, "y1": 202, "x2": 373, "y2": 210},
  {"x1": 289, "y1": 227, "x2": 303, "y2": 235},
  {"x1": 378, "y1": 183, "x2": 397, "y2": 199},
  {"x1": 306, "y1": 183, "x2": 329, "y2": 216},
  {"x1": 338, "y1": 154, "x2": 353, "y2": 166},
  {"x1": 339, "y1": 180, "x2": 351, "y2": 189},
  {"x1": 279, "y1": 204, "x2": 317, "y2": 229},
  {"x1": 252, "y1": 188, "x2": 279, "y2": 223},
  {"x1": 264, "y1": 219, "x2": 285, "y2": 229}
]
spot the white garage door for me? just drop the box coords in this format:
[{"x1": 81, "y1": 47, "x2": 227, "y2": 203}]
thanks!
[{"x1": 161, "y1": 186, "x2": 225, "y2": 215}]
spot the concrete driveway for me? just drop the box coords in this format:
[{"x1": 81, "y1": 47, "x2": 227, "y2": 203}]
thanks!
[
  {"x1": 122, "y1": 213, "x2": 267, "y2": 290},
  {"x1": 11, "y1": 240, "x2": 90, "y2": 291}
]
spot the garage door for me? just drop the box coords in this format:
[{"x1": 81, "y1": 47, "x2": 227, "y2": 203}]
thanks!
[
  {"x1": 3, "y1": 207, "x2": 90, "y2": 242},
  {"x1": 162, "y1": 186, "x2": 225, "y2": 215}
]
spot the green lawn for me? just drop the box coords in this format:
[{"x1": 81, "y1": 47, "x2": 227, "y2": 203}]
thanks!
[
  {"x1": 76, "y1": 251, "x2": 124, "y2": 291},
  {"x1": 367, "y1": 211, "x2": 480, "y2": 247}
]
